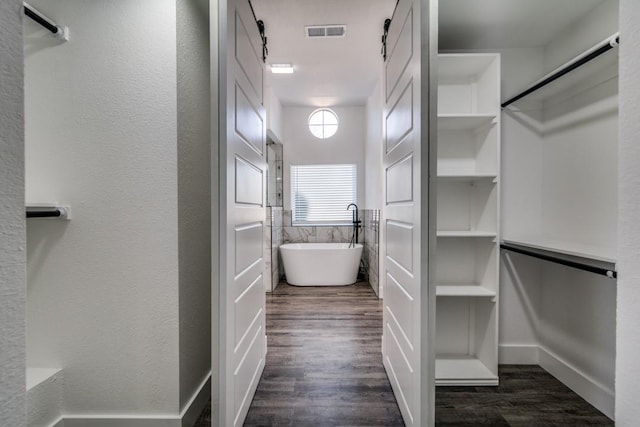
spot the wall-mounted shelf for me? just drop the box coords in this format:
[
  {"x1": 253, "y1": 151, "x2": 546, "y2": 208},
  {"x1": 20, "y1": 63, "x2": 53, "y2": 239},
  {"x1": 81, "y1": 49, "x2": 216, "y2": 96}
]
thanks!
[
  {"x1": 436, "y1": 356, "x2": 499, "y2": 386},
  {"x1": 437, "y1": 231, "x2": 496, "y2": 238},
  {"x1": 437, "y1": 173, "x2": 497, "y2": 182},
  {"x1": 26, "y1": 204, "x2": 71, "y2": 220},
  {"x1": 502, "y1": 237, "x2": 615, "y2": 264},
  {"x1": 437, "y1": 114, "x2": 496, "y2": 131},
  {"x1": 436, "y1": 284, "x2": 496, "y2": 297},
  {"x1": 501, "y1": 240, "x2": 617, "y2": 279}
]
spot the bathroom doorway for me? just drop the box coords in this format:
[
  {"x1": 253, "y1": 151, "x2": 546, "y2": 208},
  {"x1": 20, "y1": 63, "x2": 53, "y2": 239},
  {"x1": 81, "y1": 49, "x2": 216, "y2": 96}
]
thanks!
[{"x1": 213, "y1": 0, "x2": 437, "y2": 424}]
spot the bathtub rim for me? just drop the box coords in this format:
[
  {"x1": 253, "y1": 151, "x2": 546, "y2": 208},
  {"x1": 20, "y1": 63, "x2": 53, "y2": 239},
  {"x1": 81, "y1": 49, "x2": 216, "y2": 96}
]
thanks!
[{"x1": 280, "y1": 242, "x2": 363, "y2": 251}]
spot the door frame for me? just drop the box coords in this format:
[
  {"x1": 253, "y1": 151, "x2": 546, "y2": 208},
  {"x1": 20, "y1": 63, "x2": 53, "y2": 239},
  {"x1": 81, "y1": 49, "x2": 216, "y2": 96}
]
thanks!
[{"x1": 211, "y1": 0, "x2": 439, "y2": 425}]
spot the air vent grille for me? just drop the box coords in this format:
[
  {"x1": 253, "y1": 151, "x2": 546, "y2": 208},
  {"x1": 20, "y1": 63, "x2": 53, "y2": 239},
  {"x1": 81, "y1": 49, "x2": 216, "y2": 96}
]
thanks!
[{"x1": 306, "y1": 25, "x2": 347, "y2": 38}]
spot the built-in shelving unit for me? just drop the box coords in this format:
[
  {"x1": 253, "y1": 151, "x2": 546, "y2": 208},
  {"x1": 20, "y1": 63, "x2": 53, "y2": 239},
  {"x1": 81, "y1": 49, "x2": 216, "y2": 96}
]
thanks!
[{"x1": 436, "y1": 53, "x2": 501, "y2": 386}]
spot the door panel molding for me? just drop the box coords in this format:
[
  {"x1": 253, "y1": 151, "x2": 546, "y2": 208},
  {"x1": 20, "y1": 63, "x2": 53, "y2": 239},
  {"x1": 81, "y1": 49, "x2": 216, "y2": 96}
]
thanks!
[
  {"x1": 218, "y1": 0, "x2": 267, "y2": 425},
  {"x1": 381, "y1": 0, "x2": 437, "y2": 425}
]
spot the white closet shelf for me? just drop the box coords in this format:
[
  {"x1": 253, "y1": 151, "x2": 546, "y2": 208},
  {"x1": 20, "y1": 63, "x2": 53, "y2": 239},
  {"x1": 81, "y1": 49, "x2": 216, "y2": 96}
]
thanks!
[
  {"x1": 435, "y1": 356, "x2": 499, "y2": 386},
  {"x1": 436, "y1": 284, "x2": 496, "y2": 297},
  {"x1": 437, "y1": 114, "x2": 497, "y2": 131},
  {"x1": 437, "y1": 230, "x2": 497, "y2": 238},
  {"x1": 437, "y1": 173, "x2": 497, "y2": 182},
  {"x1": 502, "y1": 237, "x2": 616, "y2": 264}
]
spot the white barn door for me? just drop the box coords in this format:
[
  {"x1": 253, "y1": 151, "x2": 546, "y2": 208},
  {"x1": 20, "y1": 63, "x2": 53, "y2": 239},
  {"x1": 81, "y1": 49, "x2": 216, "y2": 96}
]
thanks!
[
  {"x1": 217, "y1": 0, "x2": 267, "y2": 425},
  {"x1": 382, "y1": 0, "x2": 437, "y2": 425}
]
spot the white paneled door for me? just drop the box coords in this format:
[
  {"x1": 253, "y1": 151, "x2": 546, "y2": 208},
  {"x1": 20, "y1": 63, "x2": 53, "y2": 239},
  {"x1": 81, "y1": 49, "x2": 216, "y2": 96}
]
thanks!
[
  {"x1": 382, "y1": 0, "x2": 437, "y2": 425},
  {"x1": 218, "y1": 0, "x2": 267, "y2": 425}
]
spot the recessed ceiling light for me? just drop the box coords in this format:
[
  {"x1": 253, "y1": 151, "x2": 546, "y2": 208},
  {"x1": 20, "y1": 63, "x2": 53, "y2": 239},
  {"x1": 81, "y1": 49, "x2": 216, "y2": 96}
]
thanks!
[{"x1": 270, "y1": 63, "x2": 294, "y2": 74}]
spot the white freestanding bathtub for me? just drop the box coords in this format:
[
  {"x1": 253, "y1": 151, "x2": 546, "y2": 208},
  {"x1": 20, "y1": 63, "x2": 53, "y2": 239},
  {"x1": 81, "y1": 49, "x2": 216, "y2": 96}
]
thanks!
[{"x1": 280, "y1": 243, "x2": 363, "y2": 286}]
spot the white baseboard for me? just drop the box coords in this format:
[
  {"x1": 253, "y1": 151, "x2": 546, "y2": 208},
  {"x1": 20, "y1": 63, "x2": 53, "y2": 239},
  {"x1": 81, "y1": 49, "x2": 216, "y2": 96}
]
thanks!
[
  {"x1": 539, "y1": 346, "x2": 614, "y2": 420},
  {"x1": 499, "y1": 344, "x2": 539, "y2": 364},
  {"x1": 59, "y1": 373, "x2": 212, "y2": 427},
  {"x1": 63, "y1": 417, "x2": 179, "y2": 427},
  {"x1": 27, "y1": 368, "x2": 64, "y2": 427},
  {"x1": 180, "y1": 373, "x2": 212, "y2": 427}
]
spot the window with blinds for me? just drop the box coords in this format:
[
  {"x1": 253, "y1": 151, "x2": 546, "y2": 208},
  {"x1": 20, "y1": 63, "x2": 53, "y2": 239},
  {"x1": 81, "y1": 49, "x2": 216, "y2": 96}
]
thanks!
[{"x1": 290, "y1": 164, "x2": 357, "y2": 225}]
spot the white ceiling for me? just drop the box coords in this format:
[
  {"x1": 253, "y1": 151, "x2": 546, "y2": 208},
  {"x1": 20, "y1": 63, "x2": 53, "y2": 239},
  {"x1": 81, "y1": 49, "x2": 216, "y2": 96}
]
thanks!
[
  {"x1": 251, "y1": 0, "x2": 396, "y2": 107},
  {"x1": 253, "y1": 0, "x2": 606, "y2": 107},
  {"x1": 439, "y1": 0, "x2": 605, "y2": 50}
]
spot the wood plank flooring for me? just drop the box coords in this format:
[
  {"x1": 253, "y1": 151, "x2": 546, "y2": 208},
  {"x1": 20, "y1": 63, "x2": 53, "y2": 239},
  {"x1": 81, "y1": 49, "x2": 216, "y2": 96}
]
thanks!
[
  {"x1": 244, "y1": 282, "x2": 403, "y2": 426},
  {"x1": 195, "y1": 282, "x2": 613, "y2": 426},
  {"x1": 436, "y1": 365, "x2": 613, "y2": 426}
]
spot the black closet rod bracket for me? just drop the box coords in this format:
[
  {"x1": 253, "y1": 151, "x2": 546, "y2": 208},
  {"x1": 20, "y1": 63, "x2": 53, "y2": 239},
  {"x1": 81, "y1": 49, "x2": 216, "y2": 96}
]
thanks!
[
  {"x1": 501, "y1": 33, "x2": 619, "y2": 108},
  {"x1": 500, "y1": 243, "x2": 617, "y2": 279},
  {"x1": 24, "y1": 2, "x2": 69, "y2": 41}
]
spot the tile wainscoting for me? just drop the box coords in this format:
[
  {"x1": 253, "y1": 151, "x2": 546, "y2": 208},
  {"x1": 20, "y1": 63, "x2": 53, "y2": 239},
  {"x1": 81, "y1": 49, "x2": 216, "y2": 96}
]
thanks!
[
  {"x1": 265, "y1": 207, "x2": 284, "y2": 292},
  {"x1": 363, "y1": 209, "x2": 380, "y2": 296},
  {"x1": 282, "y1": 210, "x2": 356, "y2": 245}
]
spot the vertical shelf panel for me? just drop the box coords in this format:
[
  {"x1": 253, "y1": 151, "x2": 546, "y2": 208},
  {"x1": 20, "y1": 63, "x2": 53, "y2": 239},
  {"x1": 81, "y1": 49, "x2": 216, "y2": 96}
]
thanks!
[{"x1": 436, "y1": 53, "x2": 501, "y2": 386}]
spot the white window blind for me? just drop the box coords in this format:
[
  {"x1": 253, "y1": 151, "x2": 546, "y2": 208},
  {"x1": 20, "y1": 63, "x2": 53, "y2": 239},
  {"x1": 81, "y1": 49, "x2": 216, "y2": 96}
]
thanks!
[{"x1": 291, "y1": 164, "x2": 357, "y2": 225}]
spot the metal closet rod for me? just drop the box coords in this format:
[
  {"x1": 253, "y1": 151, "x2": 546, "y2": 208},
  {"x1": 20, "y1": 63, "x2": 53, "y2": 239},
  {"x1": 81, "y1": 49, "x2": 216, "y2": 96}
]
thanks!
[
  {"x1": 23, "y1": 2, "x2": 64, "y2": 37},
  {"x1": 500, "y1": 243, "x2": 617, "y2": 279},
  {"x1": 501, "y1": 33, "x2": 620, "y2": 108},
  {"x1": 26, "y1": 209, "x2": 63, "y2": 218}
]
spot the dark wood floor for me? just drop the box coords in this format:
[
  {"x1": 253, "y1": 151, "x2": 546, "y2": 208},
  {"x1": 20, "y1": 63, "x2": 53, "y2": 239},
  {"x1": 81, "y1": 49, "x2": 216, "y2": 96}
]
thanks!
[
  {"x1": 195, "y1": 282, "x2": 613, "y2": 426},
  {"x1": 244, "y1": 282, "x2": 402, "y2": 426},
  {"x1": 436, "y1": 365, "x2": 613, "y2": 426}
]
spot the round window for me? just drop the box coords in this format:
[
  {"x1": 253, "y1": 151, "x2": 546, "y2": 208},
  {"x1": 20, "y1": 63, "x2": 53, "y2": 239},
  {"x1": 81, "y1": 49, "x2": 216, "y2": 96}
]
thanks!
[{"x1": 308, "y1": 108, "x2": 338, "y2": 139}]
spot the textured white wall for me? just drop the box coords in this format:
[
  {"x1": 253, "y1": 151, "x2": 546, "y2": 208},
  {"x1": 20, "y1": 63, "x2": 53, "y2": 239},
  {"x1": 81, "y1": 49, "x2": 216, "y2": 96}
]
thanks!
[
  {"x1": 616, "y1": 0, "x2": 640, "y2": 424},
  {"x1": 282, "y1": 106, "x2": 366, "y2": 210},
  {"x1": 24, "y1": 0, "x2": 180, "y2": 415},
  {"x1": 0, "y1": 1, "x2": 25, "y2": 426},
  {"x1": 177, "y1": 0, "x2": 212, "y2": 411}
]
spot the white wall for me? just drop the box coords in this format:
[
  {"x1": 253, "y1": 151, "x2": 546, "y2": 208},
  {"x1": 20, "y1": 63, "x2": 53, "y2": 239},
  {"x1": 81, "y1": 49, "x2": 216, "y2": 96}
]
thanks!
[
  {"x1": 500, "y1": 48, "x2": 545, "y2": 241},
  {"x1": 283, "y1": 106, "x2": 366, "y2": 210},
  {"x1": 365, "y1": 80, "x2": 384, "y2": 210},
  {"x1": 543, "y1": 0, "x2": 619, "y2": 74},
  {"x1": 177, "y1": 0, "x2": 212, "y2": 415},
  {"x1": 24, "y1": 0, "x2": 182, "y2": 417},
  {"x1": 539, "y1": 0, "x2": 619, "y2": 254},
  {"x1": 265, "y1": 86, "x2": 284, "y2": 143},
  {"x1": 0, "y1": 1, "x2": 25, "y2": 425},
  {"x1": 616, "y1": 0, "x2": 640, "y2": 423}
]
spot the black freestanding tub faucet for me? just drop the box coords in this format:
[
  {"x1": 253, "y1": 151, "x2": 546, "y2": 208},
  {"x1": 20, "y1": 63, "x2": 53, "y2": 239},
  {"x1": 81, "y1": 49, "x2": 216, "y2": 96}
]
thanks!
[{"x1": 347, "y1": 203, "x2": 361, "y2": 246}]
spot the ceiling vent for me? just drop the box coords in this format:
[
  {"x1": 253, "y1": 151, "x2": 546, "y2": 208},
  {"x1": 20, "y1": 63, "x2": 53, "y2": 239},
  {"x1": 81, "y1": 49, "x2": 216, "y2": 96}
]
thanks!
[{"x1": 306, "y1": 25, "x2": 347, "y2": 38}]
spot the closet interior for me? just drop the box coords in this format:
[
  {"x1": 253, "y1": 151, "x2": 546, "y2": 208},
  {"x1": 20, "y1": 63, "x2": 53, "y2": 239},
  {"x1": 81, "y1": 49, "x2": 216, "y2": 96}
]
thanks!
[{"x1": 438, "y1": 0, "x2": 618, "y2": 419}]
